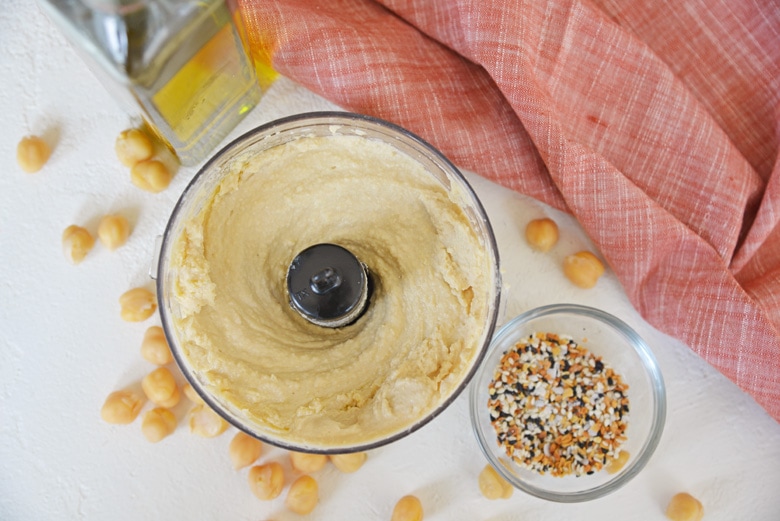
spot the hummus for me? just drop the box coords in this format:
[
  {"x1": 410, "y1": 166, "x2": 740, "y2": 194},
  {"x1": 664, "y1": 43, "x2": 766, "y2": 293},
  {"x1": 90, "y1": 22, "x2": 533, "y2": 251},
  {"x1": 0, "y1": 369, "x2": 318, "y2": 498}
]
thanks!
[{"x1": 169, "y1": 131, "x2": 494, "y2": 449}]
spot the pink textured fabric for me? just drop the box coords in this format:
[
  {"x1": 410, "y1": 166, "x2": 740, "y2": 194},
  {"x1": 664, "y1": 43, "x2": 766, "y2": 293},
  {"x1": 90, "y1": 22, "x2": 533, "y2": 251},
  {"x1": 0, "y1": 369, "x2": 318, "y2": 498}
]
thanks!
[{"x1": 238, "y1": 0, "x2": 780, "y2": 422}]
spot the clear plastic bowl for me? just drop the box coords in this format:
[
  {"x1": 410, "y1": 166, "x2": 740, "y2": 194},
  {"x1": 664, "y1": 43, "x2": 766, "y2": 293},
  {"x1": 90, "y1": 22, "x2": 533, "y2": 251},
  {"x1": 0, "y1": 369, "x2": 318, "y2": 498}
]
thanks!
[
  {"x1": 157, "y1": 112, "x2": 502, "y2": 453},
  {"x1": 470, "y1": 303, "x2": 666, "y2": 502}
]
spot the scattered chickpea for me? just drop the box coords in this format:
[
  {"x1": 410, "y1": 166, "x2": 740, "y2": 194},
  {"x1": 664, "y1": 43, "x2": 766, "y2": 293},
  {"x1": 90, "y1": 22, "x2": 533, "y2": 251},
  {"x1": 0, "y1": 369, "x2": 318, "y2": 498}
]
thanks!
[
  {"x1": 285, "y1": 475, "x2": 318, "y2": 515},
  {"x1": 119, "y1": 287, "x2": 157, "y2": 322},
  {"x1": 97, "y1": 214, "x2": 131, "y2": 250},
  {"x1": 17, "y1": 135, "x2": 51, "y2": 173},
  {"x1": 141, "y1": 367, "x2": 180, "y2": 408},
  {"x1": 101, "y1": 389, "x2": 144, "y2": 424},
  {"x1": 140, "y1": 326, "x2": 173, "y2": 365},
  {"x1": 391, "y1": 495, "x2": 424, "y2": 521},
  {"x1": 478, "y1": 464, "x2": 513, "y2": 500},
  {"x1": 131, "y1": 159, "x2": 172, "y2": 193},
  {"x1": 525, "y1": 218, "x2": 559, "y2": 252},
  {"x1": 666, "y1": 492, "x2": 704, "y2": 521},
  {"x1": 188, "y1": 403, "x2": 228, "y2": 437},
  {"x1": 606, "y1": 450, "x2": 630, "y2": 474},
  {"x1": 141, "y1": 407, "x2": 177, "y2": 443},
  {"x1": 248, "y1": 462, "x2": 285, "y2": 500},
  {"x1": 229, "y1": 431, "x2": 263, "y2": 470},
  {"x1": 563, "y1": 251, "x2": 605, "y2": 289},
  {"x1": 182, "y1": 382, "x2": 204, "y2": 404},
  {"x1": 289, "y1": 451, "x2": 328, "y2": 474},
  {"x1": 115, "y1": 128, "x2": 155, "y2": 167},
  {"x1": 62, "y1": 225, "x2": 95, "y2": 264},
  {"x1": 329, "y1": 451, "x2": 367, "y2": 473}
]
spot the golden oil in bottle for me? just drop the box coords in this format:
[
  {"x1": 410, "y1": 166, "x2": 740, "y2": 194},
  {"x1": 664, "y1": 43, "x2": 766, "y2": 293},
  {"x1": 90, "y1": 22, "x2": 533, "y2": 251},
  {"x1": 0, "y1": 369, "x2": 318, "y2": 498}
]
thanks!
[
  {"x1": 40, "y1": 0, "x2": 271, "y2": 166},
  {"x1": 228, "y1": 1, "x2": 279, "y2": 92}
]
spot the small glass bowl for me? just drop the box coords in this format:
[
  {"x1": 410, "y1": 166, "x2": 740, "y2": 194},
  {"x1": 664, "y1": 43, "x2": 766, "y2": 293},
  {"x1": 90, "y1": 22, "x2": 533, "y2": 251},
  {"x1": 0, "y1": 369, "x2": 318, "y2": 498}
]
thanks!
[{"x1": 469, "y1": 303, "x2": 666, "y2": 502}]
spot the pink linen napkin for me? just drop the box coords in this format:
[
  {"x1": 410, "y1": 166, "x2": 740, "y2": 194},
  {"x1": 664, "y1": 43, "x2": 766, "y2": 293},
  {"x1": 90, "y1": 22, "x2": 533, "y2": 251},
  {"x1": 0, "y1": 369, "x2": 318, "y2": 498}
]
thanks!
[{"x1": 238, "y1": 0, "x2": 780, "y2": 423}]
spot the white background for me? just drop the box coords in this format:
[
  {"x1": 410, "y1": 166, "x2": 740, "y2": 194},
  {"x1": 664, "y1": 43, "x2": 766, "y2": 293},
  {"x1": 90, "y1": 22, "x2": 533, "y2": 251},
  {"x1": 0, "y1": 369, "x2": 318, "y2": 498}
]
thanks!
[{"x1": 2, "y1": 1, "x2": 779, "y2": 519}]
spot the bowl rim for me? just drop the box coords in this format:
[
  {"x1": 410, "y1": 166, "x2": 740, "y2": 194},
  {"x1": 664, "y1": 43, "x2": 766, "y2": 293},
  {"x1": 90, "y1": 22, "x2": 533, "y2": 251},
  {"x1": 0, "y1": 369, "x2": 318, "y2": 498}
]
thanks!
[
  {"x1": 469, "y1": 303, "x2": 666, "y2": 502},
  {"x1": 156, "y1": 111, "x2": 503, "y2": 453}
]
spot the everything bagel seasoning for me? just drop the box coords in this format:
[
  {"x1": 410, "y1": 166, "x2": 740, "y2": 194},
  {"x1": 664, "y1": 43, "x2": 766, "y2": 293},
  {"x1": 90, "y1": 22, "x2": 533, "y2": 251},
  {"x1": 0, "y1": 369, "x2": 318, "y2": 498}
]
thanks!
[{"x1": 487, "y1": 332, "x2": 629, "y2": 477}]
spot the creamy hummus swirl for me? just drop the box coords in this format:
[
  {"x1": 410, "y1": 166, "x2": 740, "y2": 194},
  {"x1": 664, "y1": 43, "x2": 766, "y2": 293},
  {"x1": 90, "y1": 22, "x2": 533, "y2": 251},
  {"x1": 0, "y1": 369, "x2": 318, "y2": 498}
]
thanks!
[{"x1": 169, "y1": 132, "x2": 494, "y2": 448}]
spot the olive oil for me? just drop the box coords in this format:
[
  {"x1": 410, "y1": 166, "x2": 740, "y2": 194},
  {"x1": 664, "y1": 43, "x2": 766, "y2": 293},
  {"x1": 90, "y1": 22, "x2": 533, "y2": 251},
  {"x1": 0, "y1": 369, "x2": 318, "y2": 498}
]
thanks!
[{"x1": 40, "y1": 0, "x2": 273, "y2": 165}]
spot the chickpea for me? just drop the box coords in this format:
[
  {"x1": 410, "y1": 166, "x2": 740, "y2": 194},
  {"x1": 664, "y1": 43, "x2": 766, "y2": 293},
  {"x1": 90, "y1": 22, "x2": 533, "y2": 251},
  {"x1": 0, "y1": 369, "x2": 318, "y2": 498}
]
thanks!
[
  {"x1": 141, "y1": 407, "x2": 177, "y2": 443},
  {"x1": 248, "y1": 462, "x2": 285, "y2": 500},
  {"x1": 666, "y1": 492, "x2": 704, "y2": 521},
  {"x1": 97, "y1": 214, "x2": 131, "y2": 250},
  {"x1": 131, "y1": 159, "x2": 172, "y2": 193},
  {"x1": 525, "y1": 218, "x2": 559, "y2": 252},
  {"x1": 140, "y1": 326, "x2": 173, "y2": 365},
  {"x1": 478, "y1": 464, "x2": 513, "y2": 500},
  {"x1": 17, "y1": 135, "x2": 51, "y2": 173},
  {"x1": 188, "y1": 403, "x2": 228, "y2": 437},
  {"x1": 229, "y1": 431, "x2": 263, "y2": 470},
  {"x1": 563, "y1": 251, "x2": 605, "y2": 289},
  {"x1": 141, "y1": 367, "x2": 180, "y2": 408},
  {"x1": 329, "y1": 451, "x2": 367, "y2": 473},
  {"x1": 391, "y1": 495, "x2": 424, "y2": 521},
  {"x1": 285, "y1": 475, "x2": 318, "y2": 515},
  {"x1": 119, "y1": 287, "x2": 157, "y2": 322},
  {"x1": 62, "y1": 225, "x2": 95, "y2": 264},
  {"x1": 289, "y1": 451, "x2": 327, "y2": 474},
  {"x1": 115, "y1": 128, "x2": 154, "y2": 167},
  {"x1": 100, "y1": 389, "x2": 144, "y2": 424},
  {"x1": 606, "y1": 450, "x2": 630, "y2": 474},
  {"x1": 182, "y1": 382, "x2": 204, "y2": 404}
]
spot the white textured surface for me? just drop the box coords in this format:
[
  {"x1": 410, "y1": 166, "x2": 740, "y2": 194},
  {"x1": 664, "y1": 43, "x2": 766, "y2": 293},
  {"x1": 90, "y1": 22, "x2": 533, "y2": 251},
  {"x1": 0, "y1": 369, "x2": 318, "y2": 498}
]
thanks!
[{"x1": 2, "y1": 2, "x2": 780, "y2": 520}]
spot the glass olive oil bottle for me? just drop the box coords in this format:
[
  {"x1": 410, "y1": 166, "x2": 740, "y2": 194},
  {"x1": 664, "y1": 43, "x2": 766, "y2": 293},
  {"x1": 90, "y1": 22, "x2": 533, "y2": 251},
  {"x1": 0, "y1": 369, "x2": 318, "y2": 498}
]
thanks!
[{"x1": 39, "y1": 0, "x2": 270, "y2": 166}]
